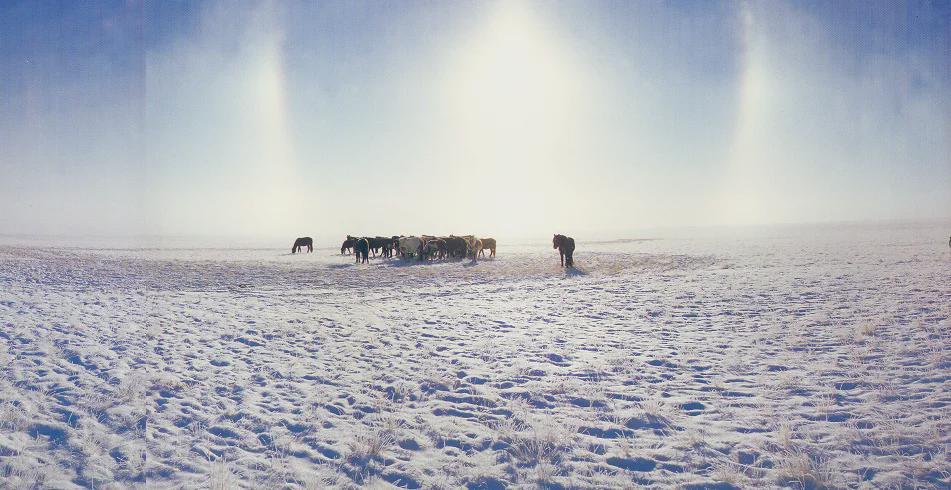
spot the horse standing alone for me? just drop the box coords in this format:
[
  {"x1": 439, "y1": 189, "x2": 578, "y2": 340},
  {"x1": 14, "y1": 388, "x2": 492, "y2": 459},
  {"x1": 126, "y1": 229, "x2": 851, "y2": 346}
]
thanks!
[
  {"x1": 292, "y1": 237, "x2": 313, "y2": 254},
  {"x1": 553, "y1": 234, "x2": 575, "y2": 267}
]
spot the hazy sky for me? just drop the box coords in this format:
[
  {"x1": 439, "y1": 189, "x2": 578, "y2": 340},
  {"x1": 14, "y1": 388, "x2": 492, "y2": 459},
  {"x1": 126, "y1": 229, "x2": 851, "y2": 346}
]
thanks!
[{"x1": 1, "y1": 0, "x2": 949, "y2": 241}]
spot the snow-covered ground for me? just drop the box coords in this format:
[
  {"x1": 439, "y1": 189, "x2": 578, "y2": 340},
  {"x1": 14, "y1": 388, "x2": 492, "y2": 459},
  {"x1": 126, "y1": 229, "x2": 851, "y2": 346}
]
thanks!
[{"x1": 1, "y1": 223, "x2": 948, "y2": 489}]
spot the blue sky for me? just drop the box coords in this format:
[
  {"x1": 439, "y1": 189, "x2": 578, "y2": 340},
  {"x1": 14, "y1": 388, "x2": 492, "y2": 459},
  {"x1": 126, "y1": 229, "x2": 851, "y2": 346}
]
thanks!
[{"x1": 1, "y1": 1, "x2": 949, "y2": 240}]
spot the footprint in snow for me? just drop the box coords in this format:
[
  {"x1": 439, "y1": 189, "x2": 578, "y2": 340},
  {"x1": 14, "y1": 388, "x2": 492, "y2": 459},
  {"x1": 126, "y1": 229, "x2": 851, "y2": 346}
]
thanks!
[{"x1": 606, "y1": 456, "x2": 656, "y2": 472}]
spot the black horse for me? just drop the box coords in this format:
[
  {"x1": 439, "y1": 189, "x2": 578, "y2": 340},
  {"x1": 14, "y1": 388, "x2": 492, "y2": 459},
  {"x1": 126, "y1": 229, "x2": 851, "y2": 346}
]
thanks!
[
  {"x1": 341, "y1": 236, "x2": 356, "y2": 255},
  {"x1": 389, "y1": 236, "x2": 401, "y2": 257},
  {"x1": 292, "y1": 237, "x2": 313, "y2": 254},
  {"x1": 378, "y1": 237, "x2": 397, "y2": 258},
  {"x1": 553, "y1": 234, "x2": 575, "y2": 267},
  {"x1": 354, "y1": 238, "x2": 370, "y2": 264},
  {"x1": 443, "y1": 236, "x2": 468, "y2": 259},
  {"x1": 368, "y1": 236, "x2": 389, "y2": 257}
]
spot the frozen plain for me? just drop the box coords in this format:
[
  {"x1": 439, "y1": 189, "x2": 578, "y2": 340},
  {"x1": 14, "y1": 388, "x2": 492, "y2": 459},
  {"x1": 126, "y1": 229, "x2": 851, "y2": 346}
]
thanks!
[{"x1": 0, "y1": 223, "x2": 948, "y2": 489}]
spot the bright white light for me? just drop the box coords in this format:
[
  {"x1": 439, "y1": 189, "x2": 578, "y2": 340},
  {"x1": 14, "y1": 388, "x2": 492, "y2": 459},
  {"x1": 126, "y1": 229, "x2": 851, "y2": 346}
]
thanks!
[
  {"x1": 717, "y1": 3, "x2": 777, "y2": 225},
  {"x1": 453, "y1": 5, "x2": 576, "y2": 134},
  {"x1": 443, "y1": 3, "x2": 586, "y2": 224}
]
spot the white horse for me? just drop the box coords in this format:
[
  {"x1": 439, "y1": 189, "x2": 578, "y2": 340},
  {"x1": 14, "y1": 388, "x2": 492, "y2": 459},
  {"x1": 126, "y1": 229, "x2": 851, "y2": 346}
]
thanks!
[{"x1": 398, "y1": 236, "x2": 423, "y2": 259}]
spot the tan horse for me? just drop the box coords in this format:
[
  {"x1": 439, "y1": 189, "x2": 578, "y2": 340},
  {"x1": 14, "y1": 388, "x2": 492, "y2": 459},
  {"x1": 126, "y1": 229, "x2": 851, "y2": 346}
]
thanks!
[
  {"x1": 454, "y1": 235, "x2": 479, "y2": 260},
  {"x1": 478, "y1": 238, "x2": 496, "y2": 258},
  {"x1": 470, "y1": 238, "x2": 483, "y2": 261}
]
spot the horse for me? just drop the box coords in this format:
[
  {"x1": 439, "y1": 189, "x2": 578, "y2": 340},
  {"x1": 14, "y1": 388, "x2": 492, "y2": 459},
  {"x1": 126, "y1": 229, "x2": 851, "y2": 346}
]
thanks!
[
  {"x1": 553, "y1": 234, "x2": 575, "y2": 267},
  {"x1": 354, "y1": 238, "x2": 370, "y2": 264},
  {"x1": 470, "y1": 238, "x2": 483, "y2": 261},
  {"x1": 341, "y1": 237, "x2": 355, "y2": 255},
  {"x1": 423, "y1": 238, "x2": 446, "y2": 261},
  {"x1": 453, "y1": 235, "x2": 481, "y2": 260},
  {"x1": 391, "y1": 236, "x2": 404, "y2": 257},
  {"x1": 367, "y1": 236, "x2": 389, "y2": 257},
  {"x1": 479, "y1": 238, "x2": 497, "y2": 258},
  {"x1": 443, "y1": 236, "x2": 468, "y2": 259},
  {"x1": 398, "y1": 236, "x2": 423, "y2": 259},
  {"x1": 391, "y1": 236, "x2": 402, "y2": 257},
  {"x1": 292, "y1": 237, "x2": 313, "y2": 254},
  {"x1": 382, "y1": 237, "x2": 400, "y2": 258},
  {"x1": 434, "y1": 239, "x2": 448, "y2": 260}
]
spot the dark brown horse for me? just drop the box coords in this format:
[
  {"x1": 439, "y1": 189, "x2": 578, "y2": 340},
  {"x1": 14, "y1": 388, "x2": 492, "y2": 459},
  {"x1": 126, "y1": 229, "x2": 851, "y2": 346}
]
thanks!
[
  {"x1": 443, "y1": 236, "x2": 468, "y2": 259},
  {"x1": 292, "y1": 237, "x2": 313, "y2": 254},
  {"x1": 553, "y1": 234, "x2": 575, "y2": 267},
  {"x1": 354, "y1": 238, "x2": 370, "y2": 264},
  {"x1": 341, "y1": 236, "x2": 356, "y2": 255}
]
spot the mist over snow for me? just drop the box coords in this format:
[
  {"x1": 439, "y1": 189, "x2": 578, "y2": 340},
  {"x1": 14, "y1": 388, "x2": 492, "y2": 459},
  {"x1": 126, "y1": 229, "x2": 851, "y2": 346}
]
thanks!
[{"x1": 2, "y1": 1, "x2": 949, "y2": 240}]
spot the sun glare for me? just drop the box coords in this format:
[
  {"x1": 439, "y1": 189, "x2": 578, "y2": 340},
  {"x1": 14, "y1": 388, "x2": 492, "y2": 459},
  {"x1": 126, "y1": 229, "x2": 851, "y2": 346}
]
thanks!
[
  {"x1": 717, "y1": 4, "x2": 776, "y2": 225},
  {"x1": 444, "y1": 3, "x2": 586, "y2": 226},
  {"x1": 237, "y1": 33, "x2": 302, "y2": 235}
]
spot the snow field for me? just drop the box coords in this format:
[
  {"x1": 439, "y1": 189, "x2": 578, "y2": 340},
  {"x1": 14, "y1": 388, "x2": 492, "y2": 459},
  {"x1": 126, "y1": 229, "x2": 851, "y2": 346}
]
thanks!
[{"x1": 0, "y1": 225, "x2": 948, "y2": 488}]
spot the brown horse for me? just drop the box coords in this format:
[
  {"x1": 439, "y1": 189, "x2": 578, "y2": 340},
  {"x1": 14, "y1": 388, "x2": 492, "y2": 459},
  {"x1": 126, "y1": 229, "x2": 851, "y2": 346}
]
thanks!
[
  {"x1": 341, "y1": 236, "x2": 356, "y2": 255},
  {"x1": 423, "y1": 238, "x2": 447, "y2": 261},
  {"x1": 479, "y1": 238, "x2": 497, "y2": 258},
  {"x1": 553, "y1": 234, "x2": 575, "y2": 267},
  {"x1": 292, "y1": 237, "x2": 313, "y2": 254}
]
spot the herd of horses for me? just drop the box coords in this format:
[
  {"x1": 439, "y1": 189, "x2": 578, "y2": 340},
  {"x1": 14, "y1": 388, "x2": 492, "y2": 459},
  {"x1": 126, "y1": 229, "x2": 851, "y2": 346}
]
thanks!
[
  {"x1": 291, "y1": 233, "x2": 576, "y2": 267},
  {"x1": 340, "y1": 235, "x2": 496, "y2": 263}
]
